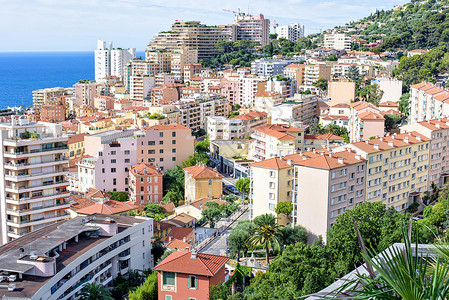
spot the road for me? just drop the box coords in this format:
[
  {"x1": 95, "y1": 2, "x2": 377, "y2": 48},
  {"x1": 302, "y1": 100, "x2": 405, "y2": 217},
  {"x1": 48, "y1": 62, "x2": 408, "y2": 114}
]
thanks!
[
  {"x1": 222, "y1": 176, "x2": 238, "y2": 187},
  {"x1": 200, "y1": 209, "x2": 250, "y2": 256}
]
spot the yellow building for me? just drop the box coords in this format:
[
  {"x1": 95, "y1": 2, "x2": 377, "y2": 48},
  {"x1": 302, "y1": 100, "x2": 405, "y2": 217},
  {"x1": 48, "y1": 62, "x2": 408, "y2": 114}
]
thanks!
[
  {"x1": 183, "y1": 164, "x2": 223, "y2": 203},
  {"x1": 65, "y1": 133, "x2": 88, "y2": 160},
  {"x1": 336, "y1": 132, "x2": 430, "y2": 211}
]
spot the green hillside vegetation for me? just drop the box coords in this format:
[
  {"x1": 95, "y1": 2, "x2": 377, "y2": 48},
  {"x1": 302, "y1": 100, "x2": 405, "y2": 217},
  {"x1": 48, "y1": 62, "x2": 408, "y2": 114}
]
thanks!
[{"x1": 346, "y1": 0, "x2": 449, "y2": 52}]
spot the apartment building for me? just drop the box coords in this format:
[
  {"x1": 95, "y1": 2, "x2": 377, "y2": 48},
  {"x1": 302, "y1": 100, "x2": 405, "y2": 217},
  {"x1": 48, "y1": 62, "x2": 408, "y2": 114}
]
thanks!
[
  {"x1": 39, "y1": 103, "x2": 66, "y2": 123},
  {"x1": 95, "y1": 40, "x2": 136, "y2": 81},
  {"x1": 32, "y1": 87, "x2": 69, "y2": 107},
  {"x1": 302, "y1": 65, "x2": 332, "y2": 87},
  {"x1": 349, "y1": 102, "x2": 385, "y2": 142},
  {"x1": 251, "y1": 156, "x2": 294, "y2": 220},
  {"x1": 130, "y1": 75, "x2": 155, "y2": 103},
  {"x1": 146, "y1": 50, "x2": 172, "y2": 73},
  {"x1": 409, "y1": 82, "x2": 449, "y2": 124},
  {"x1": 233, "y1": 13, "x2": 270, "y2": 46},
  {"x1": 128, "y1": 163, "x2": 163, "y2": 208},
  {"x1": 74, "y1": 81, "x2": 97, "y2": 107},
  {"x1": 251, "y1": 58, "x2": 295, "y2": 77},
  {"x1": 171, "y1": 48, "x2": 199, "y2": 81},
  {"x1": 254, "y1": 91, "x2": 283, "y2": 116},
  {"x1": 184, "y1": 164, "x2": 223, "y2": 203},
  {"x1": 146, "y1": 21, "x2": 228, "y2": 60},
  {"x1": 174, "y1": 100, "x2": 201, "y2": 131},
  {"x1": 209, "y1": 140, "x2": 253, "y2": 178},
  {"x1": 292, "y1": 149, "x2": 366, "y2": 242},
  {"x1": 0, "y1": 117, "x2": 70, "y2": 244},
  {"x1": 271, "y1": 94, "x2": 318, "y2": 125},
  {"x1": 151, "y1": 86, "x2": 179, "y2": 105},
  {"x1": 323, "y1": 33, "x2": 351, "y2": 51},
  {"x1": 336, "y1": 132, "x2": 430, "y2": 211},
  {"x1": 371, "y1": 74, "x2": 403, "y2": 103},
  {"x1": 304, "y1": 134, "x2": 345, "y2": 149},
  {"x1": 275, "y1": 23, "x2": 304, "y2": 42},
  {"x1": 135, "y1": 124, "x2": 195, "y2": 171},
  {"x1": 0, "y1": 214, "x2": 153, "y2": 300},
  {"x1": 328, "y1": 80, "x2": 356, "y2": 105},
  {"x1": 402, "y1": 118, "x2": 449, "y2": 189},
  {"x1": 250, "y1": 124, "x2": 305, "y2": 161},
  {"x1": 207, "y1": 116, "x2": 245, "y2": 140},
  {"x1": 66, "y1": 133, "x2": 87, "y2": 160}
]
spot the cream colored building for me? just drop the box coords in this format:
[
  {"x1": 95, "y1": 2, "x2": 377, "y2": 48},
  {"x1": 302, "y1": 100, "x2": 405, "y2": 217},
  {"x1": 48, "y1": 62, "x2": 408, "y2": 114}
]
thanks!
[
  {"x1": 251, "y1": 157, "x2": 294, "y2": 220},
  {"x1": 0, "y1": 117, "x2": 70, "y2": 244},
  {"x1": 328, "y1": 80, "x2": 356, "y2": 105},
  {"x1": 409, "y1": 82, "x2": 449, "y2": 124},
  {"x1": 183, "y1": 164, "x2": 223, "y2": 203},
  {"x1": 323, "y1": 33, "x2": 351, "y2": 51},
  {"x1": 349, "y1": 102, "x2": 385, "y2": 142},
  {"x1": 32, "y1": 87, "x2": 69, "y2": 107},
  {"x1": 335, "y1": 132, "x2": 430, "y2": 211}
]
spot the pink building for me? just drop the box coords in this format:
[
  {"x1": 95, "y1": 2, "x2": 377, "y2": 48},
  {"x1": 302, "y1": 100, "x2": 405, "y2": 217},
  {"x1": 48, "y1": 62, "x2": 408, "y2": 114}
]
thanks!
[
  {"x1": 94, "y1": 96, "x2": 115, "y2": 111},
  {"x1": 136, "y1": 124, "x2": 195, "y2": 172},
  {"x1": 349, "y1": 101, "x2": 385, "y2": 142},
  {"x1": 129, "y1": 163, "x2": 164, "y2": 207},
  {"x1": 220, "y1": 77, "x2": 240, "y2": 105},
  {"x1": 154, "y1": 251, "x2": 228, "y2": 300},
  {"x1": 75, "y1": 82, "x2": 97, "y2": 106}
]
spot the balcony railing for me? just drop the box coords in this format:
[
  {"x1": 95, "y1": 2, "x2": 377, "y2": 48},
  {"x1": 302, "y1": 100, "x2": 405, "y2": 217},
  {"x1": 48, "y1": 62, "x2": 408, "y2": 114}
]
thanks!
[
  {"x1": 7, "y1": 202, "x2": 70, "y2": 214},
  {"x1": 19, "y1": 213, "x2": 69, "y2": 224},
  {"x1": 5, "y1": 181, "x2": 69, "y2": 191},
  {"x1": 5, "y1": 145, "x2": 68, "y2": 156},
  {"x1": 5, "y1": 157, "x2": 68, "y2": 168}
]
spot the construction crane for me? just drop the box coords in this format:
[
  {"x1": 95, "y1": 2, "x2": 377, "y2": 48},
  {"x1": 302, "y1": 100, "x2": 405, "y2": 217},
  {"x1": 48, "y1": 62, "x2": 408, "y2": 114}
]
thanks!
[{"x1": 223, "y1": 8, "x2": 241, "y2": 16}]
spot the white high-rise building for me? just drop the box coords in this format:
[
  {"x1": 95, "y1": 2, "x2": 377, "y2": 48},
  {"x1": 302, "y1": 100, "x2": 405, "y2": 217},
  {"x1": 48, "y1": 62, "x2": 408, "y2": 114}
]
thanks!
[
  {"x1": 275, "y1": 23, "x2": 304, "y2": 42},
  {"x1": 95, "y1": 40, "x2": 136, "y2": 81},
  {"x1": 234, "y1": 13, "x2": 270, "y2": 46},
  {"x1": 0, "y1": 116, "x2": 70, "y2": 245},
  {"x1": 323, "y1": 33, "x2": 351, "y2": 51}
]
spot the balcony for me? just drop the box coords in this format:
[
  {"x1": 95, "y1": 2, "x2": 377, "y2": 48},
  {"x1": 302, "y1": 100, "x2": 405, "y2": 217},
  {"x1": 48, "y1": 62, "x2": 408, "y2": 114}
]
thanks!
[
  {"x1": 8, "y1": 213, "x2": 70, "y2": 227},
  {"x1": 5, "y1": 180, "x2": 69, "y2": 193},
  {"x1": 4, "y1": 145, "x2": 69, "y2": 158},
  {"x1": 5, "y1": 190, "x2": 70, "y2": 204},
  {"x1": 6, "y1": 202, "x2": 71, "y2": 216},
  {"x1": 5, "y1": 169, "x2": 69, "y2": 182},
  {"x1": 4, "y1": 157, "x2": 68, "y2": 170}
]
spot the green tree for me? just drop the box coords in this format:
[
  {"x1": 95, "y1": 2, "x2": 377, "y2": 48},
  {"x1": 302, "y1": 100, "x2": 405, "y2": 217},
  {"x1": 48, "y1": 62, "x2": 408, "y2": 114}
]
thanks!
[
  {"x1": 162, "y1": 190, "x2": 183, "y2": 207},
  {"x1": 236, "y1": 177, "x2": 250, "y2": 195},
  {"x1": 128, "y1": 271, "x2": 158, "y2": 300},
  {"x1": 399, "y1": 93, "x2": 410, "y2": 116},
  {"x1": 306, "y1": 117, "x2": 323, "y2": 135},
  {"x1": 80, "y1": 283, "x2": 114, "y2": 300},
  {"x1": 347, "y1": 65, "x2": 361, "y2": 81},
  {"x1": 162, "y1": 166, "x2": 184, "y2": 207},
  {"x1": 279, "y1": 225, "x2": 308, "y2": 247},
  {"x1": 313, "y1": 77, "x2": 329, "y2": 96},
  {"x1": 228, "y1": 220, "x2": 256, "y2": 261},
  {"x1": 202, "y1": 201, "x2": 222, "y2": 228},
  {"x1": 249, "y1": 214, "x2": 282, "y2": 264},
  {"x1": 194, "y1": 139, "x2": 209, "y2": 153},
  {"x1": 384, "y1": 113, "x2": 402, "y2": 132},
  {"x1": 109, "y1": 191, "x2": 128, "y2": 202},
  {"x1": 143, "y1": 203, "x2": 164, "y2": 218},
  {"x1": 275, "y1": 201, "x2": 293, "y2": 223},
  {"x1": 357, "y1": 83, "x2": 384, "y2": 106}
]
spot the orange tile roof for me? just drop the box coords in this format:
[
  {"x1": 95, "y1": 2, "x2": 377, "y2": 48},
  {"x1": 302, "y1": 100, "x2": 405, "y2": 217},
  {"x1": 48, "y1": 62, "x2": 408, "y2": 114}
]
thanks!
[
  {"x1": 320, "y1": 114, "x2": 349, "y2": 120},
  {"x1": 68, "y1": 133, "x2": 88, "y2": 144},
  {"x1": 379, "y1": 101, "x2": 399, "y2": 107},
  {"x1": 184, "y1": 164, "x2": 223, "y2": 179},
  {"x1": 147, "y1": 123, "x2": 189, "y2": 130},
  {"x1": 350, "y1": 132, "x2": 430, "y2": 154},
  {"x1": 358, "y1": 111, "x2": 385, "y2": 120},
  {"x1": 254, "y1": 124, "x2": 304, "y2": 140},
  {"x1": 293, "y1": 150, "x2": 365, "y2": 170},
  {"x1": 234, "y1": 111, "x2": 268, "y2": 121},
  {"x1": 331, "y1": 103, "x2": 351, "y2": 108},
  {"x1": 416, "y1": 118, "x2": 449, "y2": 131},
  {"x1": 380, "y1": 110, "x2": 402, "y2": 117},
  {"x1": 74, "y1": 199, "x2": 138, "y2": 215},
  {"x1": 154, "y1": 251, "x2": 228, "y2": 277},
  {"x1": 251, "y1": 156, "x2": 293, "y2": 170},
  {"x1": 164, "y1": 227, "x2": 194, "y2": 243},
  {"x1": 161, "y1": 202, "x2": 175, "y2": 214},
  {"x1": 166, "y1": 239, "x2": 191, "y2": 250},
  {"x1": 189, "y1": 198, "x2": 226, "y2": 210},
  {"x1": 129, "y1": 163, "x2": 163, "y2": 176}
]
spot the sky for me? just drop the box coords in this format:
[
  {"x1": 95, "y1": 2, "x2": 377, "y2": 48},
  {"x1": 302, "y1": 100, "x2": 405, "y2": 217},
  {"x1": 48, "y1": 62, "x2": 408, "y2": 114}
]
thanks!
[{"x1": 0, "y1": 0, "x2": 409, "y2": 52}]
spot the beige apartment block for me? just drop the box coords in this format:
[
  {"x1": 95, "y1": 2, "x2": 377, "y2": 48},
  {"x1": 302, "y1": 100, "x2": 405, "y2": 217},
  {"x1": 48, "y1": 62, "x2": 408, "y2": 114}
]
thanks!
[
  {"x1": 409, "y1": 82, "x2": 449, "y2": 124},
  {"x1": 251, "y1": 157, "x2": 294, "y2": 222},
  {"x1": 0, "y1": 117, "x2": 70, "y2": 244},
  {"x1": 291, "y1": 149, "x2": 366, "y2": 242},
  {"x1": 32, "y1": 87, "x2": 69, "y2": 108},
  {"x1": 402, "y1": 118, "x2": 449, "y2": 189},
  {"x1": 349, "y1": 102, "x2": 385, "y2": 142},
  {"x1": 328, "y1": 80, "x2": 356, "y2": 105},
  {"x1": 336, "y1": 132, "x2": 430, "y2": 212}
]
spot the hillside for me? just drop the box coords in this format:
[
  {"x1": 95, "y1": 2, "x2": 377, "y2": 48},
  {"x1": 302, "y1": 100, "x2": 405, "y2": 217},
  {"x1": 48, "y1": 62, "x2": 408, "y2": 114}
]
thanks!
[{"x1": 341, "y1": 0, "x2": 449, "y2": 51}]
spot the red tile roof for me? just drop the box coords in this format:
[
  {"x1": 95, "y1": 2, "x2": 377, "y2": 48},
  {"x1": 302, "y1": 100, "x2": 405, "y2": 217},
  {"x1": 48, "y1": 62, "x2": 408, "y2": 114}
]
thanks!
[
  {"x1": 379, "y1": 101, "x2": 399, "y2": 107},
  {"x1": 147, "y1": 123, "x2": 189, "y2": 130},
  {"x1": 320, "y1": 114, "x2": 349, "y2": 120},
  {"x1": 164, "y1": 227, "x2": 195, "y2": 243},
  {"x1": 251, "y1": 156, "x2": 293, "y2": 170},
  {"x1": 358, "y1": 111, "x2": 385, "y2": 120},
  {"x1": 294, "y1": 150, "x2": 365, "y2": 170},
  {"x1": 129, "y1": 163, "x2": 163, "y2": 176},
  {"x1": 68, "y1": 133, "x2": 88, "y2": 144},
  {"x1": 254, "y1": 124, "x2": 304, "y2": 140},
  {"x1": 154, "y1": 251, "x2": 228, "y2": 277},
  {"x1": 304, "y1": 134, "x2": 345, "y2": 140},
  {"x1": 166, "y1": 239, "x2": 191, "y2": 250},
  {"x1": 350, "y1": 132, "x2": 430, "y2": 154},
  {"x1": 184, "y1": 164, "x2": 223, "y2": 179}
]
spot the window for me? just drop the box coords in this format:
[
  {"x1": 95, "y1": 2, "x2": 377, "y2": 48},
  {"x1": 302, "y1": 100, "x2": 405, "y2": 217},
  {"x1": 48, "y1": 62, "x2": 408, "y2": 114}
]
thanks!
[
  {"x1": 208, "y1": 179, "x2": 212, "y2": 185},
  {"x1": 172, "y1": 140, "x2": 176, "y2": 144},
  {"x1": 102, "y1": 168, "x2": 105, "y2": 173},
  {"x1": 160, "y1": 149, "x2": 164, "y2": 154},
  {"x1": 162, "y1": 272, "x2": 176, "y2": 286},
  {"x1": 172, "y1": 157, "x2": 176, "y2": 161},
  {"x1": 166, "y1": 296, "x2": 172, "y2": 300},
  {"x1": 111, "y1": 159, "x2": 116, "y2": 163},
  {"x1": 148, "y1": 141, "x2": 155, "y2": 145},
  {"x1": 111, "y1": 151, "x2": 116, "y2": 155},
  {"x1": 269, "y1": 193, "x2": 275, "y2": 199},
  {"x1": 159, "y1": 132, "x2": 164, "y2": 138},
  {"x1": 113, "y1": 178, "x2": 116, "y2": 185},
  {"x1": 111, "y1": 168, "x2": 116, "y2": 173},
  {"x1": 269, "y1": 171, "x2": 275, "y2": 178},
  {"x1": 160, "y1": 158, "x2": 164, "y2": 162},
  {"x1": 159, "y1": 141, "x2": 163, "y2": 145},
  {"x1": 172, "y1": 131, "x2": 176, "y2": 137},
  {"x1": 187, "y1": 275, "x2": 198, "y2": 289},
  {"x1": 269, "y1": 182, "x2": 275, "y2": 189},
  {"x1": 125, "y1": 159, "x2": 130, "y2": 163},
  {"x1": 172, "y1": 148, "x2": 176, "y2": 153},
  {"x1": 125, "y1": 150, "x2": 130, "y2": 155},
  {"x1": 148, "y1": 150, "x2": 155, "y2": 154},
  {"x1": 269, "y1": 203, "x2": 275, "y2": 210}
]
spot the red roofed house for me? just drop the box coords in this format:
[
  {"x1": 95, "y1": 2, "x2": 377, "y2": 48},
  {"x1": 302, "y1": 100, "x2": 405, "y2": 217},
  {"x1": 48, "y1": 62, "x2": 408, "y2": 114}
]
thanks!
[
  {"x1": 349, "y1": 102, "x2": 385, "y2": 142},
  {"x1": 250, "y1": 124, "x2": 305, "y2": 161},
  {"x1": 128, "y1": 163, "x2": 164, "y2": 208},
  {"x1": 69, "y1": 188, "x2": 138, "y2": 216},
  {"x1": 164, "y1": 227, "x2": 196, "y2": 246},
  {"x1": 183, "y1": 163, "x2": 223, "y2": 203},
  {"x1": 154, "y1": 250, "x2": 229, "y2": 300}
]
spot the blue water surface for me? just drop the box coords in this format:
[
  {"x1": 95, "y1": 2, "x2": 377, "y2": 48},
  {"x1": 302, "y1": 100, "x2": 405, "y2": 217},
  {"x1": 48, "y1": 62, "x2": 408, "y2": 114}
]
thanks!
[{"x1": 0, "y1": 51, "x2": 145, "y2": 108}]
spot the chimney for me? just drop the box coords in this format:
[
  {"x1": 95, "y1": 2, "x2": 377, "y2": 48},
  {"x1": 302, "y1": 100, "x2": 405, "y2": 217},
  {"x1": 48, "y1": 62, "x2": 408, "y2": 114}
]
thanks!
[
  {"x1": 328, "y1": 153, "x2": 332, "y2": 158},
  {"x1": 416, "y1": 136, "x2": 421, "y2": 141},
  {"x1": 355, "y1": 154, "x2": 361, "y2": 160},
  {"x1": 287, "y1": 159, "x2": 292, "y2": 166},
  {"x1": 183, "y1": 237, "x2": 186, "y2": 242},
  {"x1": 388, "y1": 141, "x2": 394, "y2": 147},
  {"x1": 338, "y1": 158, "x2": 344, "y2": 164},
  {"x1": 374, "y1": 144, "x2": 379, "y2": 150},
  {"x1": 169, "y1": 236, "x2": 172, "y2": 242},
  {"x1": 436, "y1": 123, "x2": 441, "y2": 129},
  {"x1": 380, "y1": 137, "x2": 383, "y2": 142},
  {"x1": 365, "y1": 140, "x2": 369, "y2": 144},
  {"x1": 190, "y1": 250, "x2": 197, "y2": 259},
  {"x1": 404, "y1": 137, "x2": 409, "y2": 144}
]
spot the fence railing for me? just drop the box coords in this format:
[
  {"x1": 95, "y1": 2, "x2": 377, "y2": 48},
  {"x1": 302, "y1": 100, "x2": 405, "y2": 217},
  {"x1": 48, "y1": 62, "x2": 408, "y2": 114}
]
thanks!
[{"x1": 195, "y1": 204, "x2": 248, "y2": 252}]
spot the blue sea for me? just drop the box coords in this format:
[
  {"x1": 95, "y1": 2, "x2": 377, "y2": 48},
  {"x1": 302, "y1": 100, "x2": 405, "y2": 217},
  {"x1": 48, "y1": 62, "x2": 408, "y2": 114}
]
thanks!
[{"x1": 0, "y1": 51, "x2": 145, "y2": 109}]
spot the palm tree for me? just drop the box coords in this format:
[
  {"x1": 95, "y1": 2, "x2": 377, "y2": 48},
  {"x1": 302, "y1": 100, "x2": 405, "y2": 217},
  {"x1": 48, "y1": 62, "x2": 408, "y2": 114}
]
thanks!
[
  {"x1": 326, "y1": 227, "x2": 449, "y2": 299},
  {"x1": 248, "y1": 214, "x2": 282, "y2": 264},
  {"x1": 80, "y1": 282, "x2": 114, "y2": 300}
]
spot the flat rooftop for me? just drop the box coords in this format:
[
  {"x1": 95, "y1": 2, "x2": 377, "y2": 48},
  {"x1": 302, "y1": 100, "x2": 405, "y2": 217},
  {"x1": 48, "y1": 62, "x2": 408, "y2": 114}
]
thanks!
[{"x1": 0, "y1": 214, "x2": 149, "y2": 299}]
